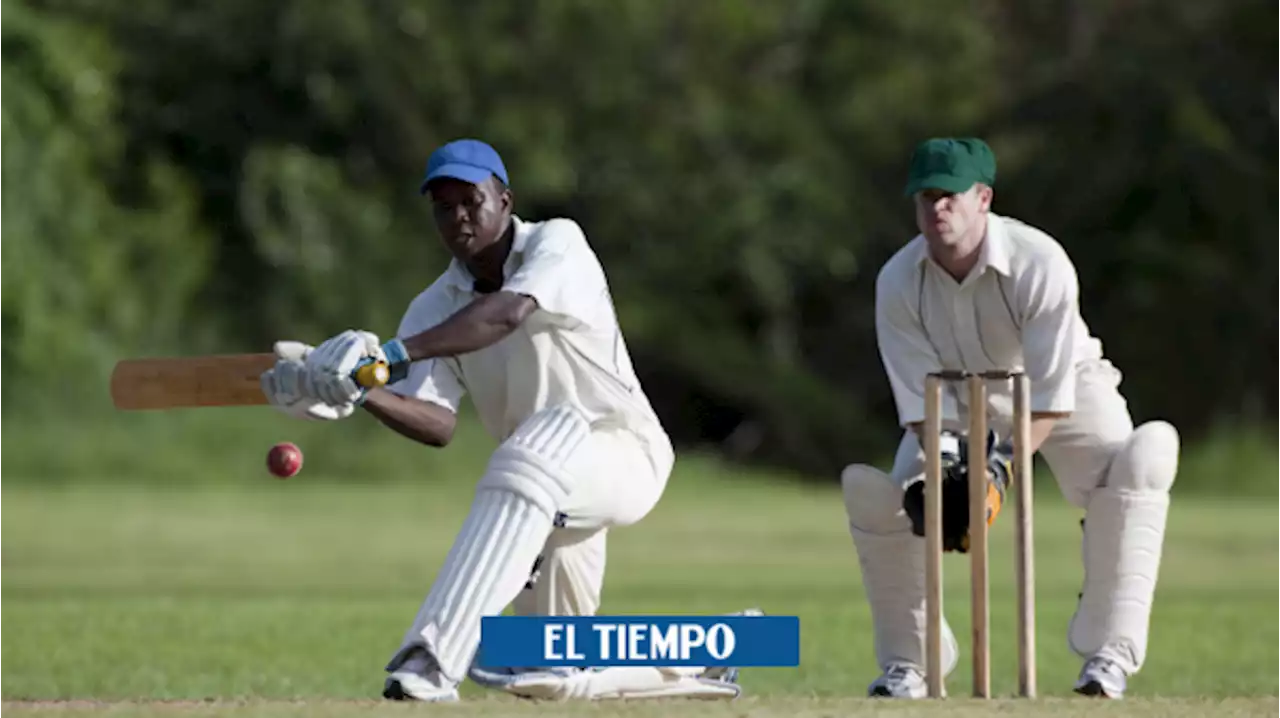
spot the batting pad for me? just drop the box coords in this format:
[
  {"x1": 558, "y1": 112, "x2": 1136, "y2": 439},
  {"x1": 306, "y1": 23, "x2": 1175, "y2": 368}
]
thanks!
[
  {"x1": 848, "y1": 524, "x2": 959, "y2": 675},
  {"x1": 841, "y1": 464, "x2": 959, "y2": 676},
  {"x1": 1069, "y1": 421, "x2": 1178, "y2": 673},
  {"x1": 388, "y1": 404, "x2": 589, "y2": 683}
]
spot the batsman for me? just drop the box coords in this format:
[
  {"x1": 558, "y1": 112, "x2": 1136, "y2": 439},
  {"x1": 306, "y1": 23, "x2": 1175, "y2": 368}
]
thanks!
[
  {"x1": 841, "y1": 137, "x2": 1179, "y2": 699},
  {"x1": 258, "y1": 139, "x2": 744, "y2": 702}
]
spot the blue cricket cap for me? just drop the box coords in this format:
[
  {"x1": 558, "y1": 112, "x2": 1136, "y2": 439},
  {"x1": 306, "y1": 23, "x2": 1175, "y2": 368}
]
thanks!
[{"x1": 419, "y1": 139, "x2": 509, "y2": 193}]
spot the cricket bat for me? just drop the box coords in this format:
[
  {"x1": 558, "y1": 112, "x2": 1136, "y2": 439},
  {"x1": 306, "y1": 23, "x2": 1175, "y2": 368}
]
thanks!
[{"x1": 110, "y1": 353, "x2": 390, "y2": 410}]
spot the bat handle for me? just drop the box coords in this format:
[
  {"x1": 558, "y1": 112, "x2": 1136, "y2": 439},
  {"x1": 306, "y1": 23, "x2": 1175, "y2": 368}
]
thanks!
[{"x1": 352, "y1": 360, "x2": 391, "y2": 389}]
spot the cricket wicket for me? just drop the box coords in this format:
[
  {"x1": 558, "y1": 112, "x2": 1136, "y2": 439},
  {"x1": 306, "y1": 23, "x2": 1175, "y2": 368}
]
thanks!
[{"x1": 923, "y1": 370, "x2": 1036, "y2": 699}]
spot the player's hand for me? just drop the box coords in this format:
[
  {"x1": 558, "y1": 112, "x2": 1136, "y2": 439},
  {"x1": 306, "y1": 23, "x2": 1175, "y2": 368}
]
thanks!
[
  {"x1": 260, "y1": 341, "x2": 355, "y2": 421},
  {"x1": 304, "y1": 330, "x2": 386, "y2": 405},
  {"x1": 949, "y1": 430, "x2": 1011, "y2": 552},
  {"x1": 981, "y1": 431, "x2": 1014, "y2": 515},
  {"x1": 903, "y1": 431, "x2": 972, "y2": 552},
  {"x1": 903, "y1": 430, "x2": 1011, "y2": 553}
]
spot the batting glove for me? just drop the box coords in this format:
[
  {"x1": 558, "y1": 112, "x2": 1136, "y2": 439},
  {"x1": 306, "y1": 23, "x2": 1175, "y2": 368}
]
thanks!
[
  {"x1": 304, "y1": 329, "x2": 386, "y2": 405},
  {"x1": 260, "y1": 341, "x2": 355, "y2": 421}
]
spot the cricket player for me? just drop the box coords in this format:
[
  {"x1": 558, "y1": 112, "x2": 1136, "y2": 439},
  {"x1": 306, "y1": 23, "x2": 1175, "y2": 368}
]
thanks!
[
  {"x1": 840, "y1": 137, "x2": 1179, "y2": 699},
  {"x1": 258, "y1": 139, "x2": 744, "y2": 702}
]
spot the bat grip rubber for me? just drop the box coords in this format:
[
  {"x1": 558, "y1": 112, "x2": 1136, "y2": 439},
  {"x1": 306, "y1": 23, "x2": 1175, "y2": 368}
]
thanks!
[{"x1": 352, "y1": 360, "x2": 390, "y2": 389}]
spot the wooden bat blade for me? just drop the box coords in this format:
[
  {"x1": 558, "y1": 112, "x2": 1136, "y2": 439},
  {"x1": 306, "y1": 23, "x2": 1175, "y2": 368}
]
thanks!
[{"x1": 111, "y1": 353, "x2": 276, "y2": 410}]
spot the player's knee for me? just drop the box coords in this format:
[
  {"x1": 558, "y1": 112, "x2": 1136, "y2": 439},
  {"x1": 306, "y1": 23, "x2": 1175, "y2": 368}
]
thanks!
[
  {"x1": 841, "y1": 464, "x2": 903, "y2": 532},
  {"x1": 1104, "y1": 420, "x2": 1179, "y2": 493},
  {"x1": 521, "y1": 529, "x2": 606, "y2": 616},
  {"x1": 481, "y1": 403, "x2": 589, "y2": 514}
]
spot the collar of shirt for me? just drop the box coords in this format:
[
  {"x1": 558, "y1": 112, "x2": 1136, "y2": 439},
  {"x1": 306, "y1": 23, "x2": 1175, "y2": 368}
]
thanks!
[
  {"x1": 913, "y1": 212, "x2": 1013, "y2": 284},
  {"x1": 441, "y1": 215, "x2": 532, "y2": 293}
]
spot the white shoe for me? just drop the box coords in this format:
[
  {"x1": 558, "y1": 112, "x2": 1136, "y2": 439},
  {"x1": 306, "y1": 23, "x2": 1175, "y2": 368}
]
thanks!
[
  {"x1": 700, "y1": 607, "x2": 764, "y2": 685},
  {"x1": 1074, "y1": 657, "x2": 1127, "y2": 698},
  {"x1": 382, "y1": 646, "x2": 460, "y2": 702},
  {"x1": 868, "y1": 664, "x2": 929, "y2": 698},
  {"x1": 382, "y1": 671, "x2": 460, "y2": 702}
]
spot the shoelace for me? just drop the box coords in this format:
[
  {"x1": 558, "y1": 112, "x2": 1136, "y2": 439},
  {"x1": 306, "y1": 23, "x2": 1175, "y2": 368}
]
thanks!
[
  {"x1": 1081, "y1": 657, "x2": 1126, "y2": 686},
  {"x1": 885, "y1": 665, "x2": 919, "y2": 681}
]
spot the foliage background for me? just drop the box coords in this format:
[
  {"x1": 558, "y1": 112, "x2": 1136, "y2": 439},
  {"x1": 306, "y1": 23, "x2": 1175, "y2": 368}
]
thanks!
[{"x1": 3, "y1": 0, "x2": 1275, "y2": 484}]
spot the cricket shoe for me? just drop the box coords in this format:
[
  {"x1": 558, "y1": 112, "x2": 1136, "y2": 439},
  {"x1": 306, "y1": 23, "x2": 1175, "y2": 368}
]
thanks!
[
  {"x1": 382, "y1": 647, "x2": 459, "y2": 702},
  {"x1": 868, "y1": 663, "x2": 930, "y2": 698},
  {"x1": 700, "y1": 607, "x2": 765, "y2": 685},
  {"x1": 1073, "y1": 656, "x2": 1126, "y2": 698},
  {"x1": 382, "y1": 671, "x2": 460, "y2": 702}
]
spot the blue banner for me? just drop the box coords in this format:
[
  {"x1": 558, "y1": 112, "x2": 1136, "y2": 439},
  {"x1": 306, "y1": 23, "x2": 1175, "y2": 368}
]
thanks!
[{"x1": 477, "y1": 615, "x2": 799, "y2": 668}]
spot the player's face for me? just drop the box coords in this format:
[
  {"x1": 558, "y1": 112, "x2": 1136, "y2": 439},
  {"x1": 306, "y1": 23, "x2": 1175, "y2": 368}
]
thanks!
[
  {"x1": 914, "y1": 184, "x2": 992, "y2": 248},
  {"x1": 427, "y1": 176, "x2": 513, "y2": 261}
]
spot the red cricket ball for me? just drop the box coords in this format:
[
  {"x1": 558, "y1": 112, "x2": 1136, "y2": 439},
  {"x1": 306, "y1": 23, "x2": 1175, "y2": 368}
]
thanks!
[{"x1": 267, "y1": 442, "x2": 303, "y2": 479}]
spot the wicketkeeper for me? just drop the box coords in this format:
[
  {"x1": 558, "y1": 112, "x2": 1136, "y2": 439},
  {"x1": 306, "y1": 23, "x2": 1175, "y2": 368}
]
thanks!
[
  {"x1": 840, "y1": 137, "x2": 1179, "y2": 699},
  {"x1": 259, "y1": 139, "x2": 745, "y2": 702}
]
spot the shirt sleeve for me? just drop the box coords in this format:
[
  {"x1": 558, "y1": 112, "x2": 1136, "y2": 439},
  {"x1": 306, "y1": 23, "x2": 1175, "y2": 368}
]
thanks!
[
  {"x1": 875, "y1": 265, "x2": 947, "y2": 427},
  {"x1": 1018, "y1": 246, "x2": 1079, "y2": 413},
  {"x1": 384, "y1": 291, "x2": 467, "y2": 413},
  {"x1": 502, "y1": 219, "x2": 610, "y2": 330}
]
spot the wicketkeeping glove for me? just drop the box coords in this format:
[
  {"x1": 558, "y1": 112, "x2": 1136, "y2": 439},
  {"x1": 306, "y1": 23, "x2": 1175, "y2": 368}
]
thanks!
[{"x1": 903, "y1": 430, "x2": 1012, "y2": 553}]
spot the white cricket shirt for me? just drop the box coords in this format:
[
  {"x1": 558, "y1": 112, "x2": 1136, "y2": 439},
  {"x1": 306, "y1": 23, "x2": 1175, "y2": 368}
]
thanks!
[
  {"x1": 875, "y1": 213, "x2": 1105, "y2": 427},
  {"x1": 387, "y1": 215, "x2": 671, "y2": 459}
]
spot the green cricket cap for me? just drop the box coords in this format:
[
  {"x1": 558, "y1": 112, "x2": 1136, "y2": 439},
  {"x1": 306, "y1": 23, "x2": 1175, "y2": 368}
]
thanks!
[{"x1": 903, "y1": 137, "x2": 997, "y2": 197}]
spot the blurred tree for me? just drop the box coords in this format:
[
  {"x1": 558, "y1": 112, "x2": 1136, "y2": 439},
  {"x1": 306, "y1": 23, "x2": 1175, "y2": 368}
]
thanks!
[
  {"x1": 1, "y1": 0, "x2": 211, "y2": 405},
  {"x1": 7, "y1": 0, "x2": 1276, "y2": 475},
  {"x1": 981, "y1": 0, "x2": 1278, "y2": 436}
]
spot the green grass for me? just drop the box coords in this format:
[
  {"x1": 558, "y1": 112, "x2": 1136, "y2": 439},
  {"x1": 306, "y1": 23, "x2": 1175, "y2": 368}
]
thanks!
[
  {"x1": 3, "y1": 462, "x2": 1277, "y2": 716},
  {"x1": 0, "y1": 697, "x2": 1276, "y2": 717},
  {"x1": 2, "y1": 409, "x2": 1277, "y2": 716}
]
